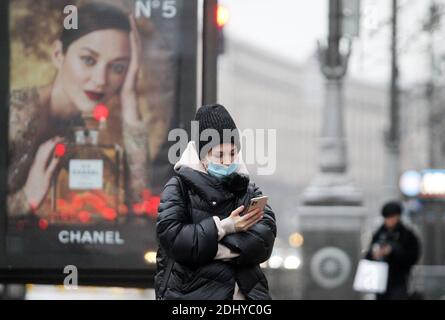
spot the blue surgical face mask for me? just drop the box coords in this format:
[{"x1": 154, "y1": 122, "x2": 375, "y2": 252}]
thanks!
[{"x1": 207, "y1": 162, "x2": 239, "y2": 179}]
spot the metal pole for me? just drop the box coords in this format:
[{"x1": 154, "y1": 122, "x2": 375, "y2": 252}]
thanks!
[
  {"x1": 426, "y1": 0, "x2": 438, "y2": 168},
  {"x1": 327, "y1": 0, "x2": 342, "y2": 70},
  {"x1": 202, "y1": 0, "x2": 218, "y2": 105},
  {"x1": 303, "y1": 0, "x2": 362, "y2": 205},
  {"x1": 384, "y1": 0, "x2": 400, "y2": 200},
  {"x1": 390, "y1": 0, "x2": 400, "y2": 146},
  {"x1": 320, "y1": 0, "x2": 346, "y2": 175}
]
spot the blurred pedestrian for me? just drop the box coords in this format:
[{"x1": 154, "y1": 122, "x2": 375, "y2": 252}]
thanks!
[
  {"x1": 155, "y1": 104, "x2": 277, "y2": 300},
  {"x1": 366, "y1": 201, "x2": 420, "y2": 300}
]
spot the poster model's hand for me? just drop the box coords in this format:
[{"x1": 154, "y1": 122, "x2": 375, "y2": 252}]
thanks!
[
  {"x1": 23, "y1": 137, "x2": 63, "y2": 211},
  {"x1": 121, "y1": 15, "x2": 143, "y2": 126}
]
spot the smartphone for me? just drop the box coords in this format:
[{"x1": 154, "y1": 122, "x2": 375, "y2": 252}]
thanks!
[{"x1": 242, "y1": 196, "x2": 268, "y2": 216}]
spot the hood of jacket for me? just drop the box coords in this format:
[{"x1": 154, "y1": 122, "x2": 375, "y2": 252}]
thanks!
[{"x1": 173, "y1": 141, "x2": 250, "y2": 205}]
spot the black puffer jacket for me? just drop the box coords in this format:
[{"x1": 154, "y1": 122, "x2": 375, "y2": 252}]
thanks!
[
  {"x1": 154, "y1": 166, "x2": 277, "y2": 300},
  {"x1": 365, "y1": 223, "x2": 420, "y2": 287}
]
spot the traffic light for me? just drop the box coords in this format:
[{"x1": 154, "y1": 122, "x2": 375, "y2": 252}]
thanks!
[{"x1": 216, "y1": 4, "x2": 229, "y2": 55}]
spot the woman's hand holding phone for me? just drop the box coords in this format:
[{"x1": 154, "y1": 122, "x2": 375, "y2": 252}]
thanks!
[{"x1": 229, "y1": 205, "x2": 264, "y2": 232}]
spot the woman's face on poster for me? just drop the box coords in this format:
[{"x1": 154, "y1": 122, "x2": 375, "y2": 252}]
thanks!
[{"x1": 54, "y1": 29, "x2": 131, "y2": 114}]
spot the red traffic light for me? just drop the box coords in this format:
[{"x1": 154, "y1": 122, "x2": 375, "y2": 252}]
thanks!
[{"x1": 217, "y1": 5, "x2": 229, "y2": 29}]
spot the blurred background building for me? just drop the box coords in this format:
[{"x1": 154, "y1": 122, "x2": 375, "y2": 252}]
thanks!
[{"x1": 216, "y1": 0, "x2": 445, "y2": 300}]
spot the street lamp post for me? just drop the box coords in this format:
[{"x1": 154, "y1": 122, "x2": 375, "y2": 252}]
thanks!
[
  {"x1": 383, "y1": 0, "x2": 401, "y2": 200},
  {"x1": 302, "y1": 0, "x2": 362, "y2": 205},
  {"x1": 296, "y1": 0, "x2": 366, "y2": 300},
  {"x1": 202, "y1": 0, "x2": 219, "y2": 104}
]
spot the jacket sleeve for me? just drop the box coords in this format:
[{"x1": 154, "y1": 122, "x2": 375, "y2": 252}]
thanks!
[
  {"x1": 220, "y1": 183, "x2": 277, "y2": 265},
  {"x1": 156, "y1": 177, "x2": 219, "y2": 267},
  {"x1": 387, "y1": 229, "x2": 420, "y2": 268},
  {"x1": 365, "y1": 232, "x2": 379, "y2": 260}
]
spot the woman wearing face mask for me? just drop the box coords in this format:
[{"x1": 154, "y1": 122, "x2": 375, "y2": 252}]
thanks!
[
  {"x1": 7, "y1": 3, "x2": 149, "y2": 218},
  {"x1": 155, "y1": 104, "x2": 277, "y2": 300}
]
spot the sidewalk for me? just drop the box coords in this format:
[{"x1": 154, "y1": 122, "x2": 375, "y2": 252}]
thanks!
[{"x1": 25, "y1": 285, "x2": 155, "y2": 300}]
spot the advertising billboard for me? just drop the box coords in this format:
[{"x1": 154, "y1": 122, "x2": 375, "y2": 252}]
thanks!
[{"x1": 0, "y1": 0, "x2": 197, "y2": 286}]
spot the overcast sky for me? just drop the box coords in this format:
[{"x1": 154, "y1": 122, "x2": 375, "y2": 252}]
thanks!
[
  {"x1": 220, "y1": 0, "x2": 437, "y2": 87},
  {"x1": 220, "y1": 0, "x2": 327, "y2": 63}
]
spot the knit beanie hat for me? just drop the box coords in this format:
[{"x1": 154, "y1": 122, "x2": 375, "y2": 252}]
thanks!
[{"x1": 194, "y1": 104, "x2": 241, "y2": 159}]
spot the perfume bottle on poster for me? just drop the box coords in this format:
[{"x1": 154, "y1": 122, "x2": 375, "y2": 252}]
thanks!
[{"x1": 50, "y1": 104, "x2": 125, "y2": 224}]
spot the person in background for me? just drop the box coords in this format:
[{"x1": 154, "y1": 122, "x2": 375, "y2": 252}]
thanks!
[{"x1": 366, "y1": 201, "x2": 421, "y2": 300}]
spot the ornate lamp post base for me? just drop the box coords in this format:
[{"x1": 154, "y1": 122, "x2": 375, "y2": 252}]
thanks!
[{"x1": 302, "y1": 172, "x2": 363, "y2": 206}]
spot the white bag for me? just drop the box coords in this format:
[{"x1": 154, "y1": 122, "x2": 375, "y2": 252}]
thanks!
[{"x1": 353, "y1": 259, "x2": 389, "y2": 294}]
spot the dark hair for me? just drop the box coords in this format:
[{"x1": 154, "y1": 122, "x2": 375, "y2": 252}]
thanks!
[
  {"x1": 60, "y1": 2, "x2": 130, "y2": 53},
  {"x1": 381, "y1": 201, "x2": 403, "y2": 218}
]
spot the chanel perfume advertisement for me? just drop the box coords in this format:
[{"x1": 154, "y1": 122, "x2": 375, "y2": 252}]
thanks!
[{"x1": 1, "y1": 0, "x2": 197, "y2": 277}]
